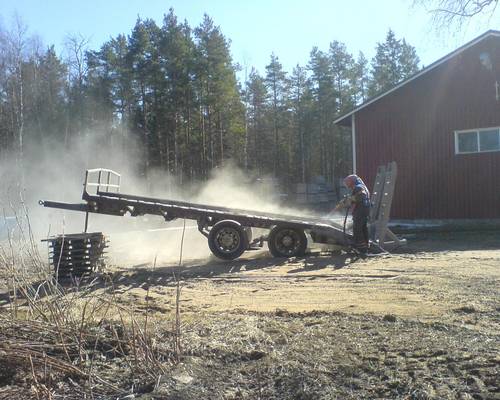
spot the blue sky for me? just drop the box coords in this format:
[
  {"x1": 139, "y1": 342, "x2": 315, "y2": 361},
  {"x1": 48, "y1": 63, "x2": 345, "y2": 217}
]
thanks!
[{"x1": 1, "y1": 0, "x2": 499, "y2": 77}]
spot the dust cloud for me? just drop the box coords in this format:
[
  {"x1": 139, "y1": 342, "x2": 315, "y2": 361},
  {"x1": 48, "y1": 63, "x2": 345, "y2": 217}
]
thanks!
[{"x1": 1, "y1": 130, "x2": 321, "y2": 267}]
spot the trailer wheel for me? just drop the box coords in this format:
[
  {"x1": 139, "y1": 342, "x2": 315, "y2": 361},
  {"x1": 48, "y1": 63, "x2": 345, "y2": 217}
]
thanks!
[
  {"x1": 208, "y1": 220, "x2": 249, "y2": 260},
  {"x1": 268, "y1": 225, "x2": 307, "y2": 258}
]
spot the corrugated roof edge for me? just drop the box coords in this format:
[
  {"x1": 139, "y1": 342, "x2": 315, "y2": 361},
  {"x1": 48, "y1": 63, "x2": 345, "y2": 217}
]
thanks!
[{"x1": 333, "y1": 30, "x2": 500, "y2": 126}]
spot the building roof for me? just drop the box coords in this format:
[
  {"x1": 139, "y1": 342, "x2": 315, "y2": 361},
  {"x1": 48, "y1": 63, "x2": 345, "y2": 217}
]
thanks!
[{"x1": 334, "y1": 30, "x2": 500, "y2": 127}]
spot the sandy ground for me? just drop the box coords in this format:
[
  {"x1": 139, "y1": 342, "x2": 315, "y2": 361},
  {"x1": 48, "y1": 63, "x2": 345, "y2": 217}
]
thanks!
[{"x1": 105, "y1": 231, "x2": 500, "y2": 334}]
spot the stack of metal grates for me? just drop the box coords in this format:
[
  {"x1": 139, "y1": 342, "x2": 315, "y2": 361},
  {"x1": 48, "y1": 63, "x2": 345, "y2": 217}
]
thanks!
[{"x1": 45, "y1": 232, "x2": 107, "y2": 279}]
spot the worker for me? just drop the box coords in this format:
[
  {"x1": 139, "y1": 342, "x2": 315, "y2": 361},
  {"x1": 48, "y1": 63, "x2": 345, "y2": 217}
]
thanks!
[{"x1": 335, "y1": 174, "x2": 371, "y2": 254}]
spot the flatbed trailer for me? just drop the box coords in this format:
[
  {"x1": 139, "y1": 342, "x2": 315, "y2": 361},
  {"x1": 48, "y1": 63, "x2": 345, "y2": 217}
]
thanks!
[{"x1": 40, "y1": 169, "x2": 353, "y2": 260}]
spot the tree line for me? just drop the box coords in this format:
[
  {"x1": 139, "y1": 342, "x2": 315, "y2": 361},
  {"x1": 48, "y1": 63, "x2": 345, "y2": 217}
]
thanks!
[{"x1": 0, "y1": 10, "x2": 419, "y2": 190}]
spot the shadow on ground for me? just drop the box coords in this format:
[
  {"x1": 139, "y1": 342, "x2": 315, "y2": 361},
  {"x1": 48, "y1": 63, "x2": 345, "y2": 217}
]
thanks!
[
  {"x1": 397, "y1": 230, "x2": 500, "y2": 253},
  {"x1": 105, "y1": 250, "x2": 357, "y2": 292},
  {"x1": 0, "y1": 250, "x2": 360, "y2": 306}
]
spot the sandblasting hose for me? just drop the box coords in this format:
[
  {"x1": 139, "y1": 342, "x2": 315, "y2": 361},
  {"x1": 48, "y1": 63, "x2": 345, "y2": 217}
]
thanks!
[{"x1": 343, "y1": 206, "x2": 350, "y2": 245}]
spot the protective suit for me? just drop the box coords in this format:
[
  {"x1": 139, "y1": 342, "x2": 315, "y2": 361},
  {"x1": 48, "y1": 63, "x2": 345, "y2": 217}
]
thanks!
[{"x1": 342, "y1": 174, "x2": 371, "y2": 253}]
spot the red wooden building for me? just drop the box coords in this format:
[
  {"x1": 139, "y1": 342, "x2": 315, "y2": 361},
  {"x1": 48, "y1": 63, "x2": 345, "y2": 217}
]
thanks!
[{"x1": 335, "y1": 30, "x2": 500, "y2": 221}]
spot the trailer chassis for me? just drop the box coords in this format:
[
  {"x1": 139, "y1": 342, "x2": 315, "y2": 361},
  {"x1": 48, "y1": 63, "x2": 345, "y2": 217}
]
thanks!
[{"x1": 39, "y1": 169, "x2": 358, "y2": 260}]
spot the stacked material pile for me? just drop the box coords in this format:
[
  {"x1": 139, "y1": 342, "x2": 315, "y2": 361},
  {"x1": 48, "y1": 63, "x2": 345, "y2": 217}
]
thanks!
[{"x1": 45, "y1": 232, "x2": 107, "y2": 279}]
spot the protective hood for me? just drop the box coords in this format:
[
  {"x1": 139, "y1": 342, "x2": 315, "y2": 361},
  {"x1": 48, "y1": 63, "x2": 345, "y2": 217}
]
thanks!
[{"x1": 344, "y1": 174, "x2": 370, "y2": 198}]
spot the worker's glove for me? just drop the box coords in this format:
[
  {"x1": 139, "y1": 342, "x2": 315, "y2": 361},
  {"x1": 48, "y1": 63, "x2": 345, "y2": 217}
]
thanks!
[{"x1": 334, "y1": 195, "x2": 353, "y2": 211}]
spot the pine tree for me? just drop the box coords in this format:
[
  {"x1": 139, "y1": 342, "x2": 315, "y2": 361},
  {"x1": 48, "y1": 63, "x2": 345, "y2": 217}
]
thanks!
[
  {"x1": 399, "y1": 38, "x2": 420, "y2": 78},
  {"x1": 264, "y1": 53, "x2": 288, "y2": 177},
  {"x1": 289, "y1": 64, "x2": 312, "y2": 183},
  {"x1": 194, "y1": 14, "x2": 244, "y2": 176},
  {"x1": 160, "y1": 9, "x2": 196, "y2": 178},
  {"x1": 350, "y1": 52, "x2": 369, "y2": 104},
  {"x1": 329, "y1": 40, "x2": 354, "y2": 113},
  {"x1": 101, "y1": 35, "x2": 133, "y2": 126},
  {"x1": 84, "y1": 47, "x2": 115, "y2": 131},
  {"x1": 368, "y1": 29, "x2": 420, "y2": 96},
  {"x1": 308, "y1": 47, "x2": 334, "y2": 179},
  {"x1": 34, "y1": 46, "x2": 67, "y2": 141},
  {"x1": 127, "y1": 17, "x2": 163, "y2": 171},
  {"x1": 245, "y1": 68, "x2": 269, "y2": 175}
]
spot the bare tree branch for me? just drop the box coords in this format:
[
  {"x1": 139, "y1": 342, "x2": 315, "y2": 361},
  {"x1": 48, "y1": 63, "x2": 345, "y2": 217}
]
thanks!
[
  {"x1": 414, "y1": 0, "x2": 499, "y2": 31},
  {"x1": 64, "y1": 33, "x2": 90, "y2": 87}
]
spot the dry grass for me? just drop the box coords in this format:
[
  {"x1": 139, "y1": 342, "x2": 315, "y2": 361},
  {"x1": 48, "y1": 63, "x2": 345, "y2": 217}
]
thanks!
[{"x1": 0, "y1": 207, "x2": 183, "y2": 399}]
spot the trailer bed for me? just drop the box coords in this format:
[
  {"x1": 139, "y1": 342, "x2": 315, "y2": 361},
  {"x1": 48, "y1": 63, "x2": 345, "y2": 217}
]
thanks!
[
  {"x1": 40, "y1": 169, "x2": 353, "y2": 261},
  {"x1": 94, "y1": 190, "x2": 345, "y2": 230}
]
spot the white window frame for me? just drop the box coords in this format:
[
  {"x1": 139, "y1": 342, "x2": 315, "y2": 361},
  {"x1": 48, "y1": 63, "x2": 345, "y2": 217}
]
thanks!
[{"x1": 454, "y1": 126, "x2": 500, "y2": 155}]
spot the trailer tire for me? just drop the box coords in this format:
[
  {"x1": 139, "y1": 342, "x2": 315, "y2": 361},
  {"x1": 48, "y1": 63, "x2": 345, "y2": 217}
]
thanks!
[
  {"x1": 208, "y1": 220, "x2": 248, "y2": 260},
  {"x1": 268, "y1": 225, "x2": 307, "y2": 258}
]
